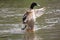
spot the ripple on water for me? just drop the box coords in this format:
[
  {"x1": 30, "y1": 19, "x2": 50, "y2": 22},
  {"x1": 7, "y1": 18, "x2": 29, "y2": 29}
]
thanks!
[
  {"x1": 0, "y1": 23, "x2": 41, "y2": 34},
  {"x1": 45, "y1": 18, "x2": 59, "y2": 24},
  {"x1": 0, "y1": 8, "x2": 60, "y2": 40}
]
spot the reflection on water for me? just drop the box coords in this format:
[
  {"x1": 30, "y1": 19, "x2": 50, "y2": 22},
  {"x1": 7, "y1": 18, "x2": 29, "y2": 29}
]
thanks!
[
  {"x1": 23, "y1": 31, "x2": 44, "y2": 40},
  {"x1": 0, "y1": 7, "x2": 60, "y2": 40},
  {"x1": 23, "y1": 32, "x2": 39, "y2": 40},
  {"x1": 0, "y1": 31, "x2": 42, "y2": 40}
]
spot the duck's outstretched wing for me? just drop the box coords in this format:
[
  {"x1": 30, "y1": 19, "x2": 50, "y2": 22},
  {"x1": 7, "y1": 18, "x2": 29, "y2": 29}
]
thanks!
[{"x1": 35, "y1": 7, "x2": 46, "y2": 18}]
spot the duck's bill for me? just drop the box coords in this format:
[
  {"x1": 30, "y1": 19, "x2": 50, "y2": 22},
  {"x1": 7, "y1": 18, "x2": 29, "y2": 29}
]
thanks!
[{"x1": 37, "y1": 4, "x2": 40, "y2": 6}]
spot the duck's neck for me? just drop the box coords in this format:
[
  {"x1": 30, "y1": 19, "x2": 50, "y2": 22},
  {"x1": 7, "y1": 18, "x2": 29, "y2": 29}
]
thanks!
[{"x1": 30, "y1": 5, "x2": 35, "y2": 9}]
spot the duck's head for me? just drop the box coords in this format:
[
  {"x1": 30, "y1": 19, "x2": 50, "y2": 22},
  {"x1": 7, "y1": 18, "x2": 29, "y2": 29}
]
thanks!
[{"x1": 30, "y1": 2, "x2": 40, "y2": 9}]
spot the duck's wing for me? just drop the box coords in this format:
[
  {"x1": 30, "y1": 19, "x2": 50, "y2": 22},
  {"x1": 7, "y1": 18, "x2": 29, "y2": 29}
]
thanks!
[
  {"x1": 23, "y1": 11, "x2": 31, "y2": 24},
  {"x1": 23, "y1": 12, "x2": 29, "y2": 24},
  {"x1": 35, "y1": 7, "x2": 46, "y2": 18}
]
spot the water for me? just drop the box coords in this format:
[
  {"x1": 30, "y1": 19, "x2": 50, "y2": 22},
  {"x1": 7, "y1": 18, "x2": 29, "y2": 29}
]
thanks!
[
  {"x1": 0, "y1": 7, "x2": 60, "y2": 40},
  {"x1": 0, "y1": 1, "x2": 60, "y2": 40}
]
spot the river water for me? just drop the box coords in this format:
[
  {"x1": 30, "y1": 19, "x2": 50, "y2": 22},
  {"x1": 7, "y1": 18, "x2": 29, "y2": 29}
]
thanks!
[{"x1": 0, "y1": 7, "x2": 60, "y2": 40}]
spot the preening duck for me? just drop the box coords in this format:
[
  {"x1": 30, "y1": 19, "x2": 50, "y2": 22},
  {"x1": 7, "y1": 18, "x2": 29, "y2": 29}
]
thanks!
[{"x1": 22, "y1": 2, "x2": 46, "y2": 32}]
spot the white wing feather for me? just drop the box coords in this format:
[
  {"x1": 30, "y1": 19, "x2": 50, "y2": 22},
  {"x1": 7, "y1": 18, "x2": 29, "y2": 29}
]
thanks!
[{"x1": 35, "y1": 7, "x2": 46, "y2": 18}]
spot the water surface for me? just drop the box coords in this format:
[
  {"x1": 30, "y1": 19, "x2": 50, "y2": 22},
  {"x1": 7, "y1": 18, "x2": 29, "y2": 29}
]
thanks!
[{"x1": 0, "y1": 0, "x2": 60, "y2": 40}]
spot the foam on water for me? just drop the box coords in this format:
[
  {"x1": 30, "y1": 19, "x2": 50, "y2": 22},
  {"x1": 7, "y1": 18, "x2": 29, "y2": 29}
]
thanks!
[
  {"x1": 9, "y1": 25, "x2": 41, "y2": 34},
  {"x1": 0, "y1": 23, "x2": 41, "y2": 34},
  {"x1": 0, "y1": 23, "x2": 56, "y2": 35}
]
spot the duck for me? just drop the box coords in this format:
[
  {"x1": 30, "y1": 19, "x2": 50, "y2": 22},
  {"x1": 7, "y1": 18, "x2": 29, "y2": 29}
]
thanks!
[{"x1": 22, "y1": 2, "x2": 46, "y2": 32}]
